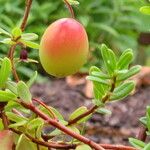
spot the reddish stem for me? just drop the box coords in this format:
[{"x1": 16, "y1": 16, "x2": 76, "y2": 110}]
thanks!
[
  {"x1": 137, "y1": 125, "x2": 147, "y2": 142},
  {"x1": 64, "y1": 0, "x2": 75, "y2": 18},
  {"x1": 32, "y1": 98, "x2": 57, "y2": 120},
  {"x1": 20, "y1": 0, "x2": 33, "y2": 31}
]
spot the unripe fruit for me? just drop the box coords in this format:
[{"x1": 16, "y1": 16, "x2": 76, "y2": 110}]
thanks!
[{"x1": 39, "y1": 18, "x2": 89, "y2": 77}]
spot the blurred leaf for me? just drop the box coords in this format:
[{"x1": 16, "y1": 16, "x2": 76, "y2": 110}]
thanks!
[
  {"x1": 140, "y1": 6, "x2": 150, "y2": 15},
  {"x1": 6, "y1": 112, "x2": 28, "y2": 123},
  {"x1": 26, "y1": 71, "x2": 37, "y2": 88},
  {"x1": 75, "y1": 144, "x2": 92, "y2": 150},
  {"x1": 17, "y1": 81, "x2": 32, "y2": 104},
  {"x1": 66, "y1": 0, "x2": 79, "y2": 5},
  {"x1": 11, "y1": 27, "x2": 22, "y2": 38},
  {"x1": 96, "y1": 107, "x2": 112, "y2": 115},
  {"x1": 69, "y1": 106, "x2": 91, "y2": 124},
  {"x1": 0, "y1": 38, "x2": 15, "y2": 45},
  {"x1": 0, "y1": 27, "x2": 11, "y2": 36},
  {"x1": 0, "y1": 90, "x2": 17, "y2": 102},
  {"x1": 89, "y1": 66, "x2": 101, "y2": 75},
  {"x1": 129, "y1": 138, "x2": 145, "y2": 149},
  {"x1": 0, "y1": 57, "x2": 11, "y2": 88},
  {"x1": 27, "y1": 118, "x2": 44, "y2": 130},
  {"x1": 6, "y1": 81, "x2": 18, "y2": 95},
  {"x1": 16, "y1": 134, "x2": 36, "y2": 150},
  {"x1": 20, "y1": 39, "x2": 39, "y2": 49},
  {"x1": 21, "y1": 33, "x2": 38, "y2": 41},
  {"x1": 144, "y1": 143, "x2": 150, "y2": 150}
]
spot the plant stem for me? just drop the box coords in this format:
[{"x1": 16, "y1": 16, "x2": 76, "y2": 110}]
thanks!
[
  {"x1": 0, "y1": 103, "x2": 9, "y2": 130},
  {"x1": 19, "y1": 100, "x2": 105, "y2": 150},
  {"x1": 10, "y1": 128, "x2": 140, "y2": 150},
  {"x1": 8, "y1": 45, "x2": 20, "y2": 82},
  {"x1": 11, "y1": 128, "x2": 75, "y2": 149},
  {"x1": 100, "y1": 144, "x2": 138, "y2": 150},
  {"x1": 68, "y1": 77, "x2": 116, "y2": 126},
  {"x1": 137, "y1": 125, "x2": 147, "y2": 142},
  {"x1": 20, "y1": 0, "x2": 33, "y2": 31},
  {"x1": 64, "y1": 0, "x2": 75, "y2": 18},
  {"x1": 32, "y1": 98, "x2": 57, "y2": 120}
]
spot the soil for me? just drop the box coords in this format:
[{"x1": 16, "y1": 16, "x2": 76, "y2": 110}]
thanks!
[{"x1": 31, "y1": 77, "x2": 150, "y2": 146}]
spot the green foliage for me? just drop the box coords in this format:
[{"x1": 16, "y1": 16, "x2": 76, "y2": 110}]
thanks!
[
  {"x1": 0, "y1": 0, "x2": 149, "y2": 77},
  {"x1": 0, "y1": 57, "x2": 11, "y2": 88},
  {"x1": 140, "y1": 6, "x2": 150, "y2": 15},
  {"x1": 87, "y1": 44, "x2": 140, "y2": 106},
  {"x1": 75, "y1": 144, "x2": 92, "y2": 150},
  {"x1": 17, "y1": 81, "x2": 32, "y2": 104}
]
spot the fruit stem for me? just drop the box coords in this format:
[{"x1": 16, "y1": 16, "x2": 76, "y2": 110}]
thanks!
[{"x1": 64, "y1": 0, "x2": 75, "y2": 18}]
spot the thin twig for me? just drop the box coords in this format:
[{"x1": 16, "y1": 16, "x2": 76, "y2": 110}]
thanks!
[
  {"x1": 137, "y1": 125, "x2": 147, "y2": 142},
  {"x1": 64, "y1": 0, "x2": 75, "y2": 18},
  {"x1": 20, "y1": 0, "x2": 33, "y2": 31},
  {"x1": 32, "y1": 98, "x2": 57, "y2": 120},
  {"x1": 11, "y1": 128, "x2": 75, "y2": 149}
]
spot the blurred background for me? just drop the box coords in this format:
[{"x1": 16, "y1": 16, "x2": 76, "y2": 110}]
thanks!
[
  {"x1": 0, "y1": 0, "x2": 150, "y2": 79},
  {"x1": 0, "y1": 0, "x2": 150, "y2": 145}
]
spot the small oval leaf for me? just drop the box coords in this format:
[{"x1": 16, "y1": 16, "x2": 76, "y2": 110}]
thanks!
[{"x1": 17, "y1": 81, "x2": 32, "y2": 104}]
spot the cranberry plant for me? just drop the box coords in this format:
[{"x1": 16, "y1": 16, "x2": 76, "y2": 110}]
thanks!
[{"x1": 0, "y1": 0, "x2": 142, "y2": 150}]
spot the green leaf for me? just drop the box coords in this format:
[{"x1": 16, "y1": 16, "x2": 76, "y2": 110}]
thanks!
[
  {"x1": 0, "y1": 38, "x2": 15, "y2": 45},
  {"x1": 27, "y1": 118, "x2": 44, "y2": 130},
  {"x1": 67, "y1": 0, "x2": 80, "y2": 5},
  {"x1": 89, "y1": 66, "x2": 101, "y2": 75},
  {"x1": 39, "y1": 106, "x2": 64, "y2": 120},
  {"x1": 0, "y1": 57, "x2": 11, "y2": 88},
  {"x1": 144, "y1": 143, "x2": 150, "y2": 150},
  {"x1": 68, "y1": 126, "x2": 80, "y2": 134},
  {"x1": 129, "y1": 138, "x2": 145, "y2": 149},
  {"x1": 9, "y1": 120, "x2": 27, "y2": 128},
  {"x1": 26, "y1": 71, "x2": 37, "y2": 87},
  {"x1": 6, "y1": 81, "x2": 18, "y2": 95},
  {"x1": 91, "y1": 71, "x2": 111, "y2": 79},
  {"x1": 16, "y1": 134, "x2": 36, "y2": 150},
  {"x1": 0, "y1": 90, "x2": 17, "y2": 102},
  {"x1": 21, "y1": 40, "x2": 39, "y2": 49},
  {"x1": 117, "y1": 49, "x2": 133, "y2": 70},
  {"x1": 6, "y1": 112, "x2": 28, "y2": 123},
  {"x1": 69, "y1": 106, "x2": 91, "y2": 124},
  {"x1": 21, "y1": 33, "x2": 38, "y2": 41},
  {"x1": 0, "y1": 130, "x2": 13, "y2": 150},
  {"x1": 117, "y1": 65, "x2": 141, "y2": 81},
  {"x1": 100, "y1": 44, "x2": 117, "y2": 75},
  {"x1": 75, "y1": 144, "x2": 92, "y2": 150},
  {"x1": 0, "y1": 27, "x2": 11, "y2": 36},
  {"x1": 17, "y1": 81, "x2": 32, "y2": 104},
  {"x1": 139, "y1": 117, "x2": 147, "y2": 126},
  {"x1": 140, "y1": 6, "x2": 150, "y2": 15},
  {"x1": 0, "y1": 119, "x2": 4, "y2": 130},
  {"x1": 146, "y1": 106, "x2": 150, "y2": 131},
  {"x1": 49, "y1": 128, "x2": 62, "y2": 136},
  {"x1": 86, "y1": 76, "x2": 110, "y2": 85},
  {"x1": 110, "y1": 81, "x2": 135, "y2": 101},
  {"x1": 11, "y1": 27, "x2": 22, "y2": 38},
  {"x1": 96, "y1": 108, "x2": 112, "y2": 115}
]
